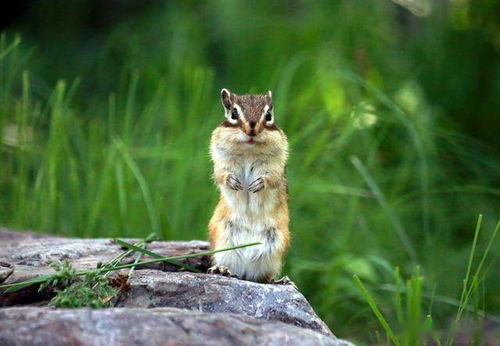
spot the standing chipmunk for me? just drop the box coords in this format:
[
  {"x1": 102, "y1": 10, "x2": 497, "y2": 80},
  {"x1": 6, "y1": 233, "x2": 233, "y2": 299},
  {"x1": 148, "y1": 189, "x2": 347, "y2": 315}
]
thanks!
[{"x1": 208, "y1": 88, "x2": 290, "y2": 283}]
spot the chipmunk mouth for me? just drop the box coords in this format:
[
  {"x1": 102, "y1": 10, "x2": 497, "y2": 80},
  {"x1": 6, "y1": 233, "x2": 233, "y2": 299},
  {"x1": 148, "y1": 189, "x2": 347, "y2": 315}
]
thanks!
[{"x1": 245, "y1": 138, "x2": 256, "y2": 145}]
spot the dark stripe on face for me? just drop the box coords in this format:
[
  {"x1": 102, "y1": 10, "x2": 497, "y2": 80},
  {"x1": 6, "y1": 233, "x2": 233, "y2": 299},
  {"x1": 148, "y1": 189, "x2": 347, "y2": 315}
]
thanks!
[
  {"x1": 264, "y1": 124, "x2": 280, "y2": 131},
  {"x1": 220, "y1": 120, "x2": 239, "y2": 128}
]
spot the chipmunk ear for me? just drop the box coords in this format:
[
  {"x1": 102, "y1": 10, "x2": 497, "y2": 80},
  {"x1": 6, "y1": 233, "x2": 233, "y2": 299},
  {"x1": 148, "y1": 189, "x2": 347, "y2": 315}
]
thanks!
[
  {"x1": 266, "y1": 90, "x2": 273, "y2": 102},
  {"x1": 221, "y1": 88, "x2": 233, "y2": 111},
  {"x1": 266, "y1": 90, "x2": 273, "y2": 108}
]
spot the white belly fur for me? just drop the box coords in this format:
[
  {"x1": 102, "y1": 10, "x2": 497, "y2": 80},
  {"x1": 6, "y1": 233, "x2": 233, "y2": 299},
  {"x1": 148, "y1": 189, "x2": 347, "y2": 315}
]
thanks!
[
  {"x1": 214, "y1": 158, "x2": 282, "y2": 281},
  {"x1": 213, "y1": 218, "x2": 281, "y2": 281}
]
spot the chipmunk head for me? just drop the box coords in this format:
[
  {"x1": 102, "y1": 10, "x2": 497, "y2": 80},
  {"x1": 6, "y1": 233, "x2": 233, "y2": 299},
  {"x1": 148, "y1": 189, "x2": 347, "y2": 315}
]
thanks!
[{"x1": 220, "y1": 88, "x2": 278, "y2": 145}]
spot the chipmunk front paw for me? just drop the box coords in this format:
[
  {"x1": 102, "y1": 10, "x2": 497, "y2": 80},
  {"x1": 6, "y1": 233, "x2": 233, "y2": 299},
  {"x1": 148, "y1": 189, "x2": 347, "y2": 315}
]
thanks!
[
  {"x1": 226, "y1": 174, "x2": 243, "y2": 191},
  {"x1": 207, "y1": 265, "x2": 238, "y2": 278},
  {"x1": 248, "y1": 177, "x2": 265, "y2": 193}
]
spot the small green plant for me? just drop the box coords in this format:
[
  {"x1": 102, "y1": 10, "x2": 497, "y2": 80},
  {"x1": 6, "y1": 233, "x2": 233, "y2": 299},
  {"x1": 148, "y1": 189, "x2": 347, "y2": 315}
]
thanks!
[
  {"x1": 22, "y1": 236, "x2": 156, "y2": 308},
  {"x1": 38, "y1": 260, "x2": 77, "y2": 291},
  {"x1": 36, "y1": 239, "x2": 148, "y2": 308},
  {"x1": 47, "y1": 265, "x2": 118, "y2": 308}
]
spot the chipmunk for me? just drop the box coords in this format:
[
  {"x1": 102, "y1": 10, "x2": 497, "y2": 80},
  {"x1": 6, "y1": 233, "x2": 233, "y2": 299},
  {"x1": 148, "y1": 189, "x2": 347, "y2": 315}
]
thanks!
[{"x1": 208, "y1": 88, "x2": 290, "y2": 284}]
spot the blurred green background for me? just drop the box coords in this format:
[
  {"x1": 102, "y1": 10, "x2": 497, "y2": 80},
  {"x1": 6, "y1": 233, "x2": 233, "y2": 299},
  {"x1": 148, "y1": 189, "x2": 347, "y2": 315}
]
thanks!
[{"x1": 0, "y1": 0, "x2": 499, "y2": 343}]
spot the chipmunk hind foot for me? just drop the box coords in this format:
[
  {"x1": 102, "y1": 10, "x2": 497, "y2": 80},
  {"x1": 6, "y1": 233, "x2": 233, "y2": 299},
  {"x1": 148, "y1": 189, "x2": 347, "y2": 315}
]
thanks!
[
  {"x1": 270, "y1": 275, "x2": 297, "y2": 289},
  {"x1": 207, "y1": 265, "x2": 239, "y2": 278}
]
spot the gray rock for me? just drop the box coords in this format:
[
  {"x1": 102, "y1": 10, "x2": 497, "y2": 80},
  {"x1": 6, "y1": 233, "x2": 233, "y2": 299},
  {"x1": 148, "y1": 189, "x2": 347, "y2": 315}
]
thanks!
[
  {"x1": 0, "y1": 229, "x2": 209, "y2": 306},
  {"x1": 0, "y1": 307, "x2": 352, "y2": 346},
  {"x1": 0, "y1": 228, "x2": 210, "y2": 287},
  {"x1": 0, "y1": 262, "x2": 13, "y2": 283},
  {"x1": 118, "y1": 269, "x2": 332, "y2": 335},
  {"x1": 0, "y1": 229, "x2": 353, "y2": 345}
]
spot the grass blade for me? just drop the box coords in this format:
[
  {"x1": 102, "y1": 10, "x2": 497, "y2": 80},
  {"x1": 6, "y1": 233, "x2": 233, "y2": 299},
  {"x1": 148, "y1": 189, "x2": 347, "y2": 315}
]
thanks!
[
  {"x1": 354, "y1": 274, "x2": 401, "y2": 346},
  {"x1": 351, "y1": 156, "x2": 417, "y2": 261},
  {"x1": 115, "y1": 238, "x2": 201, "y2": 273},
  {"x1": 105, "y1": 242, "x2": 261, "y2": 272},
  {"x1": 114, "y1": 138, "x2": 161, "y2": 236},
  {"x1": 2, "y1": 274, "x2": 54, "y2": 293}
]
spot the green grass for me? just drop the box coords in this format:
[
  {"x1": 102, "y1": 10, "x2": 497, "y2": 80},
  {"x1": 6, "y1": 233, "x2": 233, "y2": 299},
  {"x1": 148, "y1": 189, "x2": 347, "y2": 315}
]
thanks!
[
  {"x1": 354, "y1": 216, "x2": 499, "y2": 345},
  {"x1": 1, "y1": 1, "x2": 499, "y2": 343}
]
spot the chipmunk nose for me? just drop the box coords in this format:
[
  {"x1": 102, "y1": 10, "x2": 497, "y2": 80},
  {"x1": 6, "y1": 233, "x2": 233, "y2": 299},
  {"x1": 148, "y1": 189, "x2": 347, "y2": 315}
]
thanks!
[{"x1": 247, "y1": 121, "x2": 257, "y2": 136}]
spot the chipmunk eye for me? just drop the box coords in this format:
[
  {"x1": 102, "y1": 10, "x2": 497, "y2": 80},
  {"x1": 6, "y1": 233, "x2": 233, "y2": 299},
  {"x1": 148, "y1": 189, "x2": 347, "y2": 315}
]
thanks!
[
  {"x1": 265, "y1": 110, "x2": 272, "y2": 122},
  {"x1": 231, "y1": 108, "x2": 239, "y2": 120}
]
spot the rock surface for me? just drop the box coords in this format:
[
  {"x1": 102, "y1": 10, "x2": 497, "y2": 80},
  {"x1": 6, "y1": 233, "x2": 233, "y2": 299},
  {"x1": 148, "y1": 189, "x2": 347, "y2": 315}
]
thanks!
[
  {"x1": 0, "y1": 307, "x2": 352, "y2": 346},
  {"x1": 0, "y1": 229, "x2": 352, "y2": 345}
]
